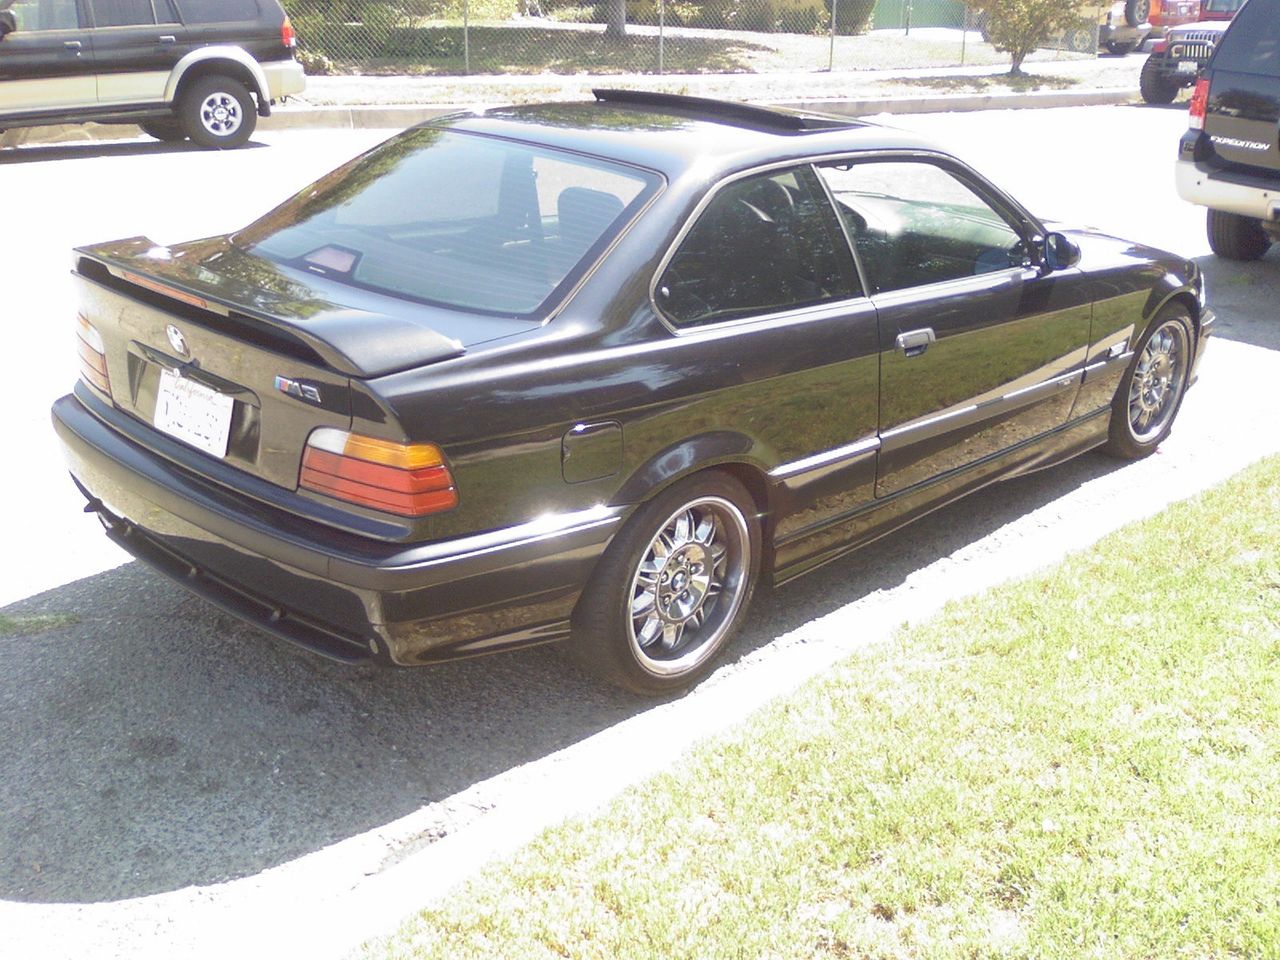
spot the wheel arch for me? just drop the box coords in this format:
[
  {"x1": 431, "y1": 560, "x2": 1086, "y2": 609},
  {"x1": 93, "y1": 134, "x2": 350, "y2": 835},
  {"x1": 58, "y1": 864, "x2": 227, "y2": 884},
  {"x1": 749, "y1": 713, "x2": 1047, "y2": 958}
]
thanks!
[
  {"x1": 610, "y1": 434, "x2": 776, "y2": 557},
  {"x1": 165, "y1": 48, "x2": 272, "y2": 117},
  {"x1": 1142, "y1": 278, "x2": 1201, "y2": 342}
]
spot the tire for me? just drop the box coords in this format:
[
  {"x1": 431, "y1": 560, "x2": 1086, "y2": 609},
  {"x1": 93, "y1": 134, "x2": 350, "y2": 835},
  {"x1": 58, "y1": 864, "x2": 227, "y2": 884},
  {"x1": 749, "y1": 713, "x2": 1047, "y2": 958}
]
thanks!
[
  {"x1": 179, "y1": 75, "x2": 256, "y2": 149},
  {"x1": 139, "y1": 118, "x2": 187, "y2": 142},
  {"x1": 1139, "y1": 55, "x2": 1182, "y2": 103},
  {"x1": 1105, "y1": 40, "x2": 1137, "y2": 56},
  {"x1": 1065, "y1": 27, "x2": 1096, "y2": 53},
  {"x1": 1103, "y1": 307, "x2": 1193, "y2": 460},
  {"x1": 1206, "y1": 208, "x2": 1272, "y2": 261},
  {"x1": 1124, "y1": 0, "x2": 1149, "y2": 27},
  {"x1": 568, "y1": 471, "x2": 761, "y2": 696}
]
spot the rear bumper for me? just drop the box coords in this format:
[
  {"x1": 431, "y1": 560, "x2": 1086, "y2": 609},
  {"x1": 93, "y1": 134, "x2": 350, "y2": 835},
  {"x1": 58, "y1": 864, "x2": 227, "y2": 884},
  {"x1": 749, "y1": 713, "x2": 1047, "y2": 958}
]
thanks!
[
  {"x1": 52, "y1": 387, "x2": 624, "y2": 665},
  {"x1": 261, "y1": 60, "x2": 306, "y2": 101},
  {"x1": 1176, "y1": 156, "x2": 1280, "y2": 221}
]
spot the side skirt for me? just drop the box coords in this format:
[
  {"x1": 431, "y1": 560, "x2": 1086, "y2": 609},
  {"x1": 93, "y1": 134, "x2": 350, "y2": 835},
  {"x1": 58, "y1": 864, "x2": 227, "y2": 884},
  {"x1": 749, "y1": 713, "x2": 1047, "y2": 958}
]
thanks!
[{"x1": 771, "y1": 407, "x2": 1112, "y2": 587}]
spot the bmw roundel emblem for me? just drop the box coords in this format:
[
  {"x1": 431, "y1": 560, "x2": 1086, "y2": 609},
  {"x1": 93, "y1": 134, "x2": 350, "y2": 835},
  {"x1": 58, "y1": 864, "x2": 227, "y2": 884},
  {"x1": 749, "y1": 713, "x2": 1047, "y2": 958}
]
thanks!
[{"x1": 165, "y1": 323, "x2": 189, "y2": 358}]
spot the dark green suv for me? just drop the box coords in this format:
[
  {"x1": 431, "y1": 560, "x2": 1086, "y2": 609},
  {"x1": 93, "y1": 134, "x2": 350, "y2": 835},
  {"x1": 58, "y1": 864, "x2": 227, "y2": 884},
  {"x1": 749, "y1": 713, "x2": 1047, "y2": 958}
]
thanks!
[{"x1": 0, "y1": 0, "x2": 304, "y2": 148}]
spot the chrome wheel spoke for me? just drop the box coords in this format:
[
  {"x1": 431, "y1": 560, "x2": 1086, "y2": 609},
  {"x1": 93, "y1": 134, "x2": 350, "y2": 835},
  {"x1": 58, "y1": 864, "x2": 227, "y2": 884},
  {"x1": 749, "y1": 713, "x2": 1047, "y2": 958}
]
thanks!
[
  {"x1": 631, "y1": 589, "x2": 656, "y2": 617},
  {"x1": 661, "y1": 620, "x2": 683, "y2": 650}
]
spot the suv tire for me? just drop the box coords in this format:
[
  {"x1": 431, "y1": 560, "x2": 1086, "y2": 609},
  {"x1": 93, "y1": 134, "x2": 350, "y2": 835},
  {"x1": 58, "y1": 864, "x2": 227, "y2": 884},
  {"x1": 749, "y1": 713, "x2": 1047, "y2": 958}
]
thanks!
[
  {"x1": 1139, "y1": 55, "x2": 1181, "y2": 103},
  {"x1": 179, "y1": 75, "x2": 256, "y2": 149},
  {"x1": 1207, "y1": 209, "x2": 1272, "y2": 261},
  {"x1": 1106, "y1": 40, "x2": 1138, "y2": 56},
  {"x1": 1124, "y1": 0, "x2": 1150, "y2": 27},
  {"x1": 139, "y1": 118, "x2": 187, "y2": 142}
]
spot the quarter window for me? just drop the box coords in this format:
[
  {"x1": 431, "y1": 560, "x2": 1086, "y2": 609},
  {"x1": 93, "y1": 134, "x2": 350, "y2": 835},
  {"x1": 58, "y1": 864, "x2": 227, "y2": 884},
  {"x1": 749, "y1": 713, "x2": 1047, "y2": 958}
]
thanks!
[
  {"x1": 656, "y1": 167, "x2": 861, "y2": 328},
  {"x1": 92, "y1": 0, "x2": 157, "y2": 26},
  {"x1": 7, "y1": 0, "x2": 81, "y2": 30},
  {"x1": 817, "y1": 160, "x2": 1025, "y2": 296},
  {"x1": 177, "y1": 0, "x2": 259, "y2": 23}
]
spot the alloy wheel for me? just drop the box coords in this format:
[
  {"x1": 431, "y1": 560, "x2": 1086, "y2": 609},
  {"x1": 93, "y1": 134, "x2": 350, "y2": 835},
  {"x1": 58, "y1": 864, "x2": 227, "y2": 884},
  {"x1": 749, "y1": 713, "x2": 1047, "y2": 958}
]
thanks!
[
  {"x1": 627, "y1": 495, "x2": 750, "y2": 677},
  {"x1": 1128, "y1": 319, "x2": 1189, "y2": 443},
  {"x1": 199, "y1": 92, "x2": 243, "y2": 139}
]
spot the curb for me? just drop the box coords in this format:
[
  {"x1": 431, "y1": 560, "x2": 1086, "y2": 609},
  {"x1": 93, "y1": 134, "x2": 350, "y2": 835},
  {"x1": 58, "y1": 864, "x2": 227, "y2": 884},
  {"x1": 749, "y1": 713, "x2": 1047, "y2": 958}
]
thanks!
[{"x1": 9, "y1": 87, "x2": 1137, "y2": 148}]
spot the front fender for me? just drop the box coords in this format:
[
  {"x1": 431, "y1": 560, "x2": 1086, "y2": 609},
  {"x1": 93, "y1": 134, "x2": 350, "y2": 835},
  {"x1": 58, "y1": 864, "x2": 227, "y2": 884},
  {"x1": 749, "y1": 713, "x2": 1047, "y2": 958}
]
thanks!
[{"x1": 164, "y1": 47, "x2": 271, "y2": 113}]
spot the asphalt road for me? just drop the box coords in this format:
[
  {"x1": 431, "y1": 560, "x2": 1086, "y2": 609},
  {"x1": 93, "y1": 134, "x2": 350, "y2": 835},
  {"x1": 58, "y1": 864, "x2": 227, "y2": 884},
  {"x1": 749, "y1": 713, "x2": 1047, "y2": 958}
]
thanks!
[{"x1": 1, "y1": 104, "x2": 1278, "y2": 938}]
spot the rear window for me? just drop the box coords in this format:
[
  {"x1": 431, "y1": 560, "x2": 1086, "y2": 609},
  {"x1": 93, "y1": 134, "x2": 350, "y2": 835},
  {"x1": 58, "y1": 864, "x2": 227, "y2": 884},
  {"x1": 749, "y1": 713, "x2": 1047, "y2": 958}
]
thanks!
[
  {"x1": 235, "y1": 128, "x2": 659, "y2": 318},
  {"x1": 177, "y1": 0, "x2": 258, "y2": 23},
  {"x1": 1212, "y1": 0, "x2": 1280, "y2": 74}
]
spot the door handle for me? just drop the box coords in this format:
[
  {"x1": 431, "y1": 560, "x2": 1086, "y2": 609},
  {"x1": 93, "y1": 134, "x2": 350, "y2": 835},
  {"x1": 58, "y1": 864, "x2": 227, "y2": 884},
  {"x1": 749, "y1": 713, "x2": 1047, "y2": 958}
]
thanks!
[
  {"x1": 158, "y1": 35, "x2": 176, "y2": 44},
  {"x1": 895, "y1": 328, "x2": 936, "y2": 358},
  {"x1": 63, "y1": 40, "x2": 82, "y2": 51}
]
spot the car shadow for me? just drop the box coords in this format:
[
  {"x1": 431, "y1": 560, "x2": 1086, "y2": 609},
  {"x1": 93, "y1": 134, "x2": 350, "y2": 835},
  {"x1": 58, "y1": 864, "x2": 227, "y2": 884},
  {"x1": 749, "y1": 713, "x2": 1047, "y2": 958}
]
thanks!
[
  {"x1": 0, "y1": 137, "x2": 266, "y2": 165},
  {"x1": 1195, "y1": 251, "x2": 1280, "y2": 352},
  {"x1": 0, "y1": 448, "x2": 1127, "y2": 905}
]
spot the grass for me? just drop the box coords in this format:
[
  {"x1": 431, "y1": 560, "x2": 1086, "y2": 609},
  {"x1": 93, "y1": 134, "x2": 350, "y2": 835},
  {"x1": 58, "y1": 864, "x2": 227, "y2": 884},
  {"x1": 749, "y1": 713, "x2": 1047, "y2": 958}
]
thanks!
[
  {"x1": 0, "y1": 612, "x2": 79, "y2": 638},
  {"x1": 362, "y1": 453, "x2": 1280, "y2": 959}
]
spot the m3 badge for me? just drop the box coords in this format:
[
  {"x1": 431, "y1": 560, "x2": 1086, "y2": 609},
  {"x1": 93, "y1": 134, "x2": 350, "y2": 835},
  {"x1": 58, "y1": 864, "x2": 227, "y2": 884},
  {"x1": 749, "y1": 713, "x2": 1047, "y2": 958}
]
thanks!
[{"x1": 274, "y1": 375, "x2": 323, "y2": 405}]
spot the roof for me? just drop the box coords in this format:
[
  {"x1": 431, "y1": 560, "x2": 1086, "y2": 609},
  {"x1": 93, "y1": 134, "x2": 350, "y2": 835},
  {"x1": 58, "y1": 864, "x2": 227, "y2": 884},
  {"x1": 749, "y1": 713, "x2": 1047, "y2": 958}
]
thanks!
[{"x1": 433, "y1": 94, "x2": 943, "y2": 180}]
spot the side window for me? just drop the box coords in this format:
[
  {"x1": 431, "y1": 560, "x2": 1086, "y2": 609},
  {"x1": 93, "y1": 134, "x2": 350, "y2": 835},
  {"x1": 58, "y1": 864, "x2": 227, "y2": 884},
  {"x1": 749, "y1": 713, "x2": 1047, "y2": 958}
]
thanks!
[
  {"x1": 1212, "y1": 0, "x2": 1280, "y2": 74},
  {"x1": 657, "y1": 167, "x2": 861, "y2": 328},
  {"x1": 817, "y1": 160, "x2": 1025, "y2": 296},
  {"x1": 177, "y1": 0, "x2": 259, "y2": 23},
  {"x1": 8, "y1": 0, "x2": 81, "y2": 30},
  {"x1": 156, "y1": 0, "x2": 180, "y2": 23},
  {"x1": 92, "y1": 0, "x2": 157, "y2": 26}
]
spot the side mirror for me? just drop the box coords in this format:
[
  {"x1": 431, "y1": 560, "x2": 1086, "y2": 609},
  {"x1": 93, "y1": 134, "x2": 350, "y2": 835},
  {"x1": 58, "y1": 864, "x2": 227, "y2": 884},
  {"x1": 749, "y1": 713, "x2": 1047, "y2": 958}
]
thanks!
[
  {"x1": 1041, "y1": 232, "x2": 1082, "y2": 272},
  {"x1": 0, "y1": 11, "x2": 15, "y2": 38}
]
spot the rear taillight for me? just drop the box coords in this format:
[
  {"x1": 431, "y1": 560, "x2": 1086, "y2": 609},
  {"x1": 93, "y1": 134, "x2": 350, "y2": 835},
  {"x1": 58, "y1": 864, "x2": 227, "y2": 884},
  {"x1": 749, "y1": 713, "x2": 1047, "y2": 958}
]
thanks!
[
  {"x1": 1189, "y1": 77, "x2": 1209, "y2": 129},
  {"x1": 300, "y1": 429, "x2": 458, "y2": 517},
  {"x1": 281, "y1": 17, "x2": 296, "y2": 48},
  {"x1": 76, "y1": 314, "x2": 110, "y2": 396}
]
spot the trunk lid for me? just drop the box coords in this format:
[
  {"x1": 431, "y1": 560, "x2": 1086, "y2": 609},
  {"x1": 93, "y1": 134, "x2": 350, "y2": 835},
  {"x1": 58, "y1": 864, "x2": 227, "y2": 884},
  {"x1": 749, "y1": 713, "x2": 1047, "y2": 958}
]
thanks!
[{"x1": 74, "y1": 235, "x2": 529, "y2": 492}]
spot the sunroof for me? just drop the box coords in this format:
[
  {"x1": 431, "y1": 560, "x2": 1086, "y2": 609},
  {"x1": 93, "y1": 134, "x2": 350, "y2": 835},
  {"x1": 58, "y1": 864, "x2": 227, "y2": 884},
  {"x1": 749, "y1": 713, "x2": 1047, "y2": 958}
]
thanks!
[{"x1": 591, "y1": 89, "x2": 862, "y2": 133}]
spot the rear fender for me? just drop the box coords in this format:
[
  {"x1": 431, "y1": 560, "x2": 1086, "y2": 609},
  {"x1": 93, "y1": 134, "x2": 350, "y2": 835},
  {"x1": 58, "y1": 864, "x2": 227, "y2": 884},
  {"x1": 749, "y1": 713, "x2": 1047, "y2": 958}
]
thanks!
[
  {"x1": 165, "y1": 48, "x2": 272, "y2": 116},
  {"x1": 611, "y1": 431, "x2": 767, "y2": 506}
]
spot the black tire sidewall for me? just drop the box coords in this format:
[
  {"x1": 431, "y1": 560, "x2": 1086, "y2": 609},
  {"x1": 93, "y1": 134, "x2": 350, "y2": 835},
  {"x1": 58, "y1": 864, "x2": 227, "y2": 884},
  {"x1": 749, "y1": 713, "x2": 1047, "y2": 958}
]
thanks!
[
  {"x1": 569, "y1": 471, "x2": 762, "y2": 696},
  {"x1": 1207, "y1": 209, "x2": 1271, "y2": 261},
  {"x1": 180, "y1": 76, "x2": 256, "y2": 149}
]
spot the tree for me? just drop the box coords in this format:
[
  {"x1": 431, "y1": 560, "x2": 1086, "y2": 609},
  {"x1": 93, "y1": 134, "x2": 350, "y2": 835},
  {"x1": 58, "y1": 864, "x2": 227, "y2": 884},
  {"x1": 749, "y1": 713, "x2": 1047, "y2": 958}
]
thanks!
[
  {"x1": 966, "y1": 0, "x2": 1094, "y2": 75},
  {"x1": 604, "y1": 0, "x2": 626, "y2": 38}
]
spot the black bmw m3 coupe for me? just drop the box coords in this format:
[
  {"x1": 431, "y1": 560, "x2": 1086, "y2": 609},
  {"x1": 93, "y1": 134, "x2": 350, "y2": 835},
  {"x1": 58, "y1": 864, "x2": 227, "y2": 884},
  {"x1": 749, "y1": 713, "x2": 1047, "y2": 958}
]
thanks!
[{"x1": 53, "y1": 90, "x2": 1213, "y2": 694}]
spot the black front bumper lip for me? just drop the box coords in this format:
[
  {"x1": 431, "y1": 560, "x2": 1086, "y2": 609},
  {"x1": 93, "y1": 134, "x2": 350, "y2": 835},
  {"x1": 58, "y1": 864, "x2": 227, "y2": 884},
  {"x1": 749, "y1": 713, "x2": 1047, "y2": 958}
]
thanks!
[{"x1": 52, "y1": 390, "x2": 626, "y2": 664}]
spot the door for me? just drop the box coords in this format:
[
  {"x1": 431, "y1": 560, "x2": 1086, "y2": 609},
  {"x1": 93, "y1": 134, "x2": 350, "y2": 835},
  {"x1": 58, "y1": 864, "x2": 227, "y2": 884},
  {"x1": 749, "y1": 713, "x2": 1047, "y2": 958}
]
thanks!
[
  {"x1": 0, "y1": 0, "x2": 95, "y2": 116},
  {"x1": 652, "y1": 164, "x2": 882, "y2": 551},
  {"x1": 816, "y1": 157, "x2": 1093, "y2": 497},
  {"x1": 87, "y1": 0, "x2": 187, "y2": 106}
]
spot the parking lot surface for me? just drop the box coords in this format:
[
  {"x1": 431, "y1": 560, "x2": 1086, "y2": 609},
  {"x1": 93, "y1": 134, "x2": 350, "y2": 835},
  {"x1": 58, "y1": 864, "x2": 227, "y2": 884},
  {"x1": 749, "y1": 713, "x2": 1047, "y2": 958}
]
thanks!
[{"x1": 1, "y1": 105, "x2": 1278, "y2": 958}]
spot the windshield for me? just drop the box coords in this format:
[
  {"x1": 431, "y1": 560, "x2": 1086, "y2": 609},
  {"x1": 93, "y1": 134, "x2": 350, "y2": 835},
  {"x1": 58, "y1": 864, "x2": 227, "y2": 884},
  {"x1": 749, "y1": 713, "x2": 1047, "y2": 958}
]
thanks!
[{"x1": 235, "y1": 128, "x2": 659, "y2": 318}]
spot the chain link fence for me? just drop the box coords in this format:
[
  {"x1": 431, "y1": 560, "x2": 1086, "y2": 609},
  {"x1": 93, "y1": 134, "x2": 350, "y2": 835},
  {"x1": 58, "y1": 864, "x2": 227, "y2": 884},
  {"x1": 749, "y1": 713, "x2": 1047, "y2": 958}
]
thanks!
[{"x1": 283, "y1": 0, "x2": 1098, "y2": 76}]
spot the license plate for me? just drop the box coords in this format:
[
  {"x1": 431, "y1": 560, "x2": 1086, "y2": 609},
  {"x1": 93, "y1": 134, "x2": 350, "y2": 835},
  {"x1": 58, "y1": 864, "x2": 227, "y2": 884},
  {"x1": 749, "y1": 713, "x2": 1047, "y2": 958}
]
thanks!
[
  {"x1": 153, "y1": 367, "x2": 234, "y2": 458},
  {"x1": 1176, "y1": 60, "x2": 1199, "y2": 74}
]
